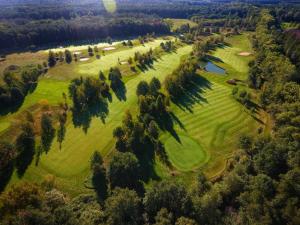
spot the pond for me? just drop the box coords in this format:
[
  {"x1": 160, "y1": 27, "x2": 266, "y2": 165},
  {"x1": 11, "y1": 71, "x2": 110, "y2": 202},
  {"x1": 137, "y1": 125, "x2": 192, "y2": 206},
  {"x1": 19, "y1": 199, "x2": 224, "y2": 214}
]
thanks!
[{"x1": 205, "y1": 61, "x2": 226, "y2": 75}]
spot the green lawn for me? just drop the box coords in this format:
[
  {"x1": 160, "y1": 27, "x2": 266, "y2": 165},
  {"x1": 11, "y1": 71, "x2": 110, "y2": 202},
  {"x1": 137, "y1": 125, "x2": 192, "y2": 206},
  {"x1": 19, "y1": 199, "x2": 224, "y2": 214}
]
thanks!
[
  {"x1": 46, "y1": 39, "x2": 167, "y2": 80},
  {"x1": 0, "y1": 39, "x2": 166, "y2": 134},
  {"x1": 7, "y1": 45, "x2": 193, "y2": 196},
  {"x1": 158, "y1": 33, "x2": 260, "y2": 178},
  {"x1": 164, "y1": 135, "x2": 207, "y2": 171},
  {"x1": 213, "y1": 33, "x2": 253, "y2": 74}
]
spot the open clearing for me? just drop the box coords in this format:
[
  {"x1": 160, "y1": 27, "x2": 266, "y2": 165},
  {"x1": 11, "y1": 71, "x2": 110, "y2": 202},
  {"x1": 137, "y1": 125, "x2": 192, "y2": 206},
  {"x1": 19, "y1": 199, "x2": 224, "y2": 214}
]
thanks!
[{"x1": 3, "y1": 33, "x2": 261, "y2": 195}]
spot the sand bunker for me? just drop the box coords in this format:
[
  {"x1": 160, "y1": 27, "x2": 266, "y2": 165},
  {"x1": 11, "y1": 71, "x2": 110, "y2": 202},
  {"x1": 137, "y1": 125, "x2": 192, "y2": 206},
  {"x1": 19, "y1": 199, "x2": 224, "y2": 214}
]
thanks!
[
  {"x1": 80, "y1": 57, "x2": 89, "y2": 62},
  {"x1": 73, "y1": 51, "x2": 81, "y2": 55},
  {"x1": 103, "y1": 47, "x2": 116, "y2": 51},
  {"x1": 238, "y1": 52, "x2": 252, "y2": 56}
]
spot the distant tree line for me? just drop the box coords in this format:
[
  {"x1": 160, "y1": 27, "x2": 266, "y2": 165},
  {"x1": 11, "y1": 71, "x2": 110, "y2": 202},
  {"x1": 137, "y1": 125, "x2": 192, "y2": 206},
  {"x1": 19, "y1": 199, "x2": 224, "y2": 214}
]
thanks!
[
  {"x1": 0, "y1": 1, "x2": 257, "y2": 20},
  {"x1": 0, "y1": 15, "x2": 170, "y2": 50}
]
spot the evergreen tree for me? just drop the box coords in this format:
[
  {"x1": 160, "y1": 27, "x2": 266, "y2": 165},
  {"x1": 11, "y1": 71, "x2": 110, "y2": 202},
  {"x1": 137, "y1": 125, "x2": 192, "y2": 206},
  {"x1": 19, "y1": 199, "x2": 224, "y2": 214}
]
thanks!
[
  {"x1": 15, "y1": 122, "x2": 35, "y2": 177},
  {"x1": 149, "y1": 77, "x2": 161, "y2": 95},
  {"x1": 65, "y1": 49, "x2": 72, "y2": 64},
  {"x1": 136, "y1": 81, "x2": 149, "y2": 97},
  {"x1": 48, "y1": 51, "x2": 56, "y2": 67},
  {"x1": 41, "y1": 113, "x2": 55, "y2": 153}
]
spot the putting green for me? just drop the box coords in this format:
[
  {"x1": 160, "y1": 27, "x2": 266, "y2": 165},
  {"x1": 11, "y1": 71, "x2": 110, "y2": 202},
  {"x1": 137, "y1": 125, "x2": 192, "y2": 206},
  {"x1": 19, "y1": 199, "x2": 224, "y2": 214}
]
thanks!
[{"x1": 165, "y1": 135, "x2": 207, "y2": 171}]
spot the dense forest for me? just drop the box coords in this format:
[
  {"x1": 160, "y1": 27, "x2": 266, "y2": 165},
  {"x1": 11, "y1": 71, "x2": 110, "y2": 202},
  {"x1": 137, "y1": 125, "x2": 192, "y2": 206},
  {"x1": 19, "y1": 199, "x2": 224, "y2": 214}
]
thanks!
[
  {"x1": 0, "y1": 15, "x2": 170, "y2": 50},
  {"x1": 0, "y1": 0, "x2": 300, "y2": 225},
  {"x1": 0, "y1": 1, "x2": 259, "y2": 50}
]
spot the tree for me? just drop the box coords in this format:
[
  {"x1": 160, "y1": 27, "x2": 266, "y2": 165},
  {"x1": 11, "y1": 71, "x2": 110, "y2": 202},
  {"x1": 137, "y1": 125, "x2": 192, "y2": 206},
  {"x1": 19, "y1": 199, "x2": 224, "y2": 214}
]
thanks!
[
  {"x1": 107, "y1": 152, "x2": 140, "y2": 190},
  {"x1": 144, "y1": 180, "x2": 192, "y2": 221},
  {"x1": 128, "y1": 57, "x2": 133, "y2": 64},
  {"x1": 65, "y1": 49, "x2": 72, "y2": 64},
  {"x1": 154, "y1": 208, "x2": 173, "y2": 225},
  {"x1": 67, "y1": 194, "x2": 103, "y2": 225},
  {"x1": 148, "y1": 120, "x2": 159, "y2": 139},
  {"x1": 113, "y1": 126, "x2": 125, "y2": 139},
  {"x1": 88, "y1": 46, "x2": 94, "y2": 57},
  {"x1": 0, "y1": 141, "x2": 15, "y2": 172},
  {"x1": 127, "y1": 40, "x2": 133, "y2": 47},
  {"x1": 15, "y1": 122, "x2": 35, "y2": 177},
  {"x1": 57, "y1": 113, "x2": 66, "y2": 150},
  {"x1": 104, "y1": 188, "x2": 142, "y2": 225},
  {"x1": 0, "y1": 141, "x2": 16, "y2": 191},
  {"x1": 156, "y1": 95, "x2": 166, "y2": 113},
  {"x1": 48, "y1": 51, "x2": 56, "y2": 67},
  {"x1": 193, "y1": 172, "x2": 211, "y2": 196},
  {"x1": 149, "y1": 77, "x2": 161, "y2": 95},
  {"x1": 58, "y1": 51, "x2": 64, "y2": 62},
  {"x1": 41, "y1": 113, "x2": 55, "y2": 152},
  {"x1": 136, "y1": 81, "x2": 149, "y2": 96},
  {"x1": 0, "y1": 182, "x2": 44, "y2": 217},
  {"x1": 175, "y1": 217, "x2": 197, "y2": 225},
  {"x1": 91, "y1": 151, "x2": 108, "y2": 201},
  {"x1": 90, "y1": 151, "x2": 103, "y2": 168}
]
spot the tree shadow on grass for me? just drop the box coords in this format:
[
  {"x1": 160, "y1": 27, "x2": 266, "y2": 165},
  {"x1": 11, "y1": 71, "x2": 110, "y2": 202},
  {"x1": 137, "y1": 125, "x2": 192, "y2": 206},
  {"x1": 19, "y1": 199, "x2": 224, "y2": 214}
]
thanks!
[
  {"x1": 137, "y1": 60, "x2": 156, "y2": 73},
  {"x1": 172, "y1": 75, "x2": 212, "y2": 113},
  {"x1": 111, "y1": 80, "x2": 127, "y2": 102},
  {"x1": 16, "y1": 148, "x2": 35, "y2": 178},
  {"x1": 244, "y1": 101, "x2": 264, "y2": 125},
  {"x1": 135, "y1": 137, "x2": 160, "y2": 184},
  {"x1": 0, "y1": 82, "x2": 38, "y2": 116},
  {"x1": 72, "y1": 99, "x2": 109, "y2": 133},
  {"x1": 155, "y1": 111, "x2": 182, "y2": 143},
  {"x1": 204, "y1": 55, "x2": 224, "y2": 63}
]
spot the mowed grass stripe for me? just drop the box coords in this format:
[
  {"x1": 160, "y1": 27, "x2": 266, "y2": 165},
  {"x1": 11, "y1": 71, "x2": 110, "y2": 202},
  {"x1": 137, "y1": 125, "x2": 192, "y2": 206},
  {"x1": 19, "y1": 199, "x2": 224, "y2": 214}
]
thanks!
[
  {"x1": 8, "y1": 45, "x2": 193, "y2": 196},
  {"x1": 162, "y1": 34, "x2": 259, "y2": 173}
]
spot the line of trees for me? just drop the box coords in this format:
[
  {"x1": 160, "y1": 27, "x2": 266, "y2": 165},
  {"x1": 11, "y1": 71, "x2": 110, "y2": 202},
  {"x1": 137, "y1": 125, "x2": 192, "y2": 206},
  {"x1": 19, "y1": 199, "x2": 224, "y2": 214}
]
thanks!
[
  {"x1": 283, "y1": 30, "x2": 300, "y2": 77},
  {"x1": 249, "y1": 11, "x2": 297, "y2": 90},
  {"x1": 0, "y1": 65, "x2": 45, "y2": 113},
  {"x1": 164, "y1": 35, "x2": 225, "y2": 98},
  {"x1": 0, "y1": 15, "x2": 170, "y2": 50}
]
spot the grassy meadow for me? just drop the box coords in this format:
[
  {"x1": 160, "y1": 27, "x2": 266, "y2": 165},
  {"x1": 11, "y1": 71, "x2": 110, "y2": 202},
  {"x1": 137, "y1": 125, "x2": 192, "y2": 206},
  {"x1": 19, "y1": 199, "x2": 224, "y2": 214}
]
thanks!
[{"x1": 2, "y1": 33, "x2": 263, "y2": 196}]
